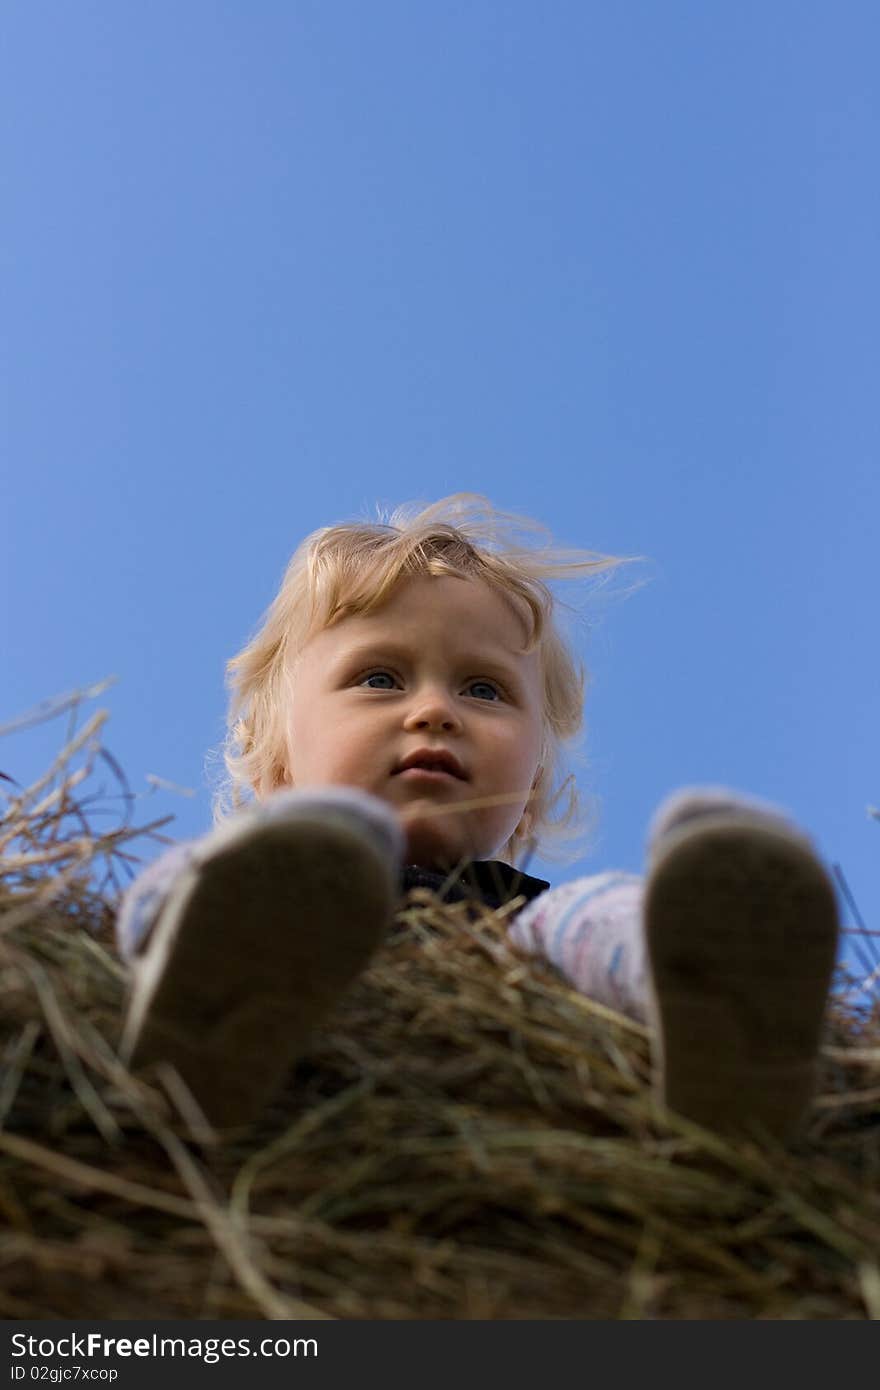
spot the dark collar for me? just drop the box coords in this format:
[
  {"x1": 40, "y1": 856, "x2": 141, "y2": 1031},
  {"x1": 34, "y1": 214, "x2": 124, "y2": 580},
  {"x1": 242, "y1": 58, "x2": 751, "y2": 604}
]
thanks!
[{"x1": 400, "y1": 859, "x2": 549, "y2": 911}]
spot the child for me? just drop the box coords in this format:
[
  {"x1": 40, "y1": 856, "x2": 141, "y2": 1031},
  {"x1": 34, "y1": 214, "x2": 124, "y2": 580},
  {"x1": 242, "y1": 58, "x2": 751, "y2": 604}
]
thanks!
[{"x1": 117, "y1": 494, "x2": 840, "y2": 1141}]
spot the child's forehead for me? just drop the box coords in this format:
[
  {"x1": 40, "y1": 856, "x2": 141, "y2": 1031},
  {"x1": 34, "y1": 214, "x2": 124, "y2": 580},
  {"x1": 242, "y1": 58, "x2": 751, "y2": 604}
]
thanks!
[
  {"x1": 297, "y1": 574, "x2": 538, "y2": 669},
  {"x1": 343, "y1": 573, "x2": 532, "y2": 646}
]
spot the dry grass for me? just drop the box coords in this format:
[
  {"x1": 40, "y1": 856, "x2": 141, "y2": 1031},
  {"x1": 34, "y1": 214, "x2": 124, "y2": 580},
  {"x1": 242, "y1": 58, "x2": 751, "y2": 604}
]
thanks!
[{"x1": 1, "y1": 689, "x2": 879, "y2": 1320}]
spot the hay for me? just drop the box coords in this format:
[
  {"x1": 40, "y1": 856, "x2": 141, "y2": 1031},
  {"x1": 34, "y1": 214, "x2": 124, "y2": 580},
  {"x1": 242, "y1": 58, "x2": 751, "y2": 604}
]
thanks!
[{"x1": 1, "y1": 694, "x2": 879, "y2": 1320}]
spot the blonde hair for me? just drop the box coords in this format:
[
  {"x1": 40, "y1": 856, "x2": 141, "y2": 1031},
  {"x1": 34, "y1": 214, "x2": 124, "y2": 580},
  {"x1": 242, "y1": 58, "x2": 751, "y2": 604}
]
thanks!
[{"x1": 210, "y1": 494, "x2": 645, "y2": 866}]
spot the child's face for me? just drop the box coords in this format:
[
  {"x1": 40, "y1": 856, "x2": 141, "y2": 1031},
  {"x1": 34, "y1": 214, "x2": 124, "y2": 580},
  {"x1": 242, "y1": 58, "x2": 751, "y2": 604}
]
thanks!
[{"x1": 282, "y1": 574, "x2": 545, "y2": 868}]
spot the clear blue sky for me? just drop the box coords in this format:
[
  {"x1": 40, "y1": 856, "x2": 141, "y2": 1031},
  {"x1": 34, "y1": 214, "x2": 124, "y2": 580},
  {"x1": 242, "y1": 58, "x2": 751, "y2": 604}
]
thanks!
[{"x1": 3, "y1": 3, "x2": 878, "y2": 990}]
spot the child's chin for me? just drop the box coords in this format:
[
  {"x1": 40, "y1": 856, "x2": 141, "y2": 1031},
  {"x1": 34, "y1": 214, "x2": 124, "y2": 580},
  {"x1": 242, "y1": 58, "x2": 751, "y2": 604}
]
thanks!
[{"x1": 403, "y1": 815, "x2": 475, "y2": 872}]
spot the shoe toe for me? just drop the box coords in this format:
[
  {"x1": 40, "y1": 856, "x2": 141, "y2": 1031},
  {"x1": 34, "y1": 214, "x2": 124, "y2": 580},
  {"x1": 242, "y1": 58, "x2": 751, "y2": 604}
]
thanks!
[{"x1": 647, "y1": 784, "x2": 801, "y2": 863}]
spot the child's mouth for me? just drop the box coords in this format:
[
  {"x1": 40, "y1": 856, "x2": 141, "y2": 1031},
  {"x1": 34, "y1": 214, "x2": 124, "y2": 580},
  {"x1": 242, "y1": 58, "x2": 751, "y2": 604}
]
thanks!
[{"x1": 396, "y1": 767, "x2": 460, "y2": 784}]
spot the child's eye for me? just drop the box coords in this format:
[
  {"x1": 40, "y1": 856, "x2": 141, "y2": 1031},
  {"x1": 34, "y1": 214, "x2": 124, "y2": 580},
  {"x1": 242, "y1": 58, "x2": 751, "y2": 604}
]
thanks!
[
  {"x1": 361, "y1": 671, "x2": 398, "y2": 690},
  {"x1": 467, "y1": 680, "x2": 501, "y2": 702}
]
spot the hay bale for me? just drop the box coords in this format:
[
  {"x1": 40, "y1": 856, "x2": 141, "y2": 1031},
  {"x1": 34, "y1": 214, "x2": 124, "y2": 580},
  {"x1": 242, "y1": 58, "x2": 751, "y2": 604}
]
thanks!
[{"x1": 1, "y1": 705, "x2": 879, "y2": 1319}]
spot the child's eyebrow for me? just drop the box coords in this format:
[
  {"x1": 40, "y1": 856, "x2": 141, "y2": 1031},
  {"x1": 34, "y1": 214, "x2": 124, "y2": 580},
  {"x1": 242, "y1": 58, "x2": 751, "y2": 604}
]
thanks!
[{"x1": 335, "y1": 641, "x2": 527, "y2": 680}]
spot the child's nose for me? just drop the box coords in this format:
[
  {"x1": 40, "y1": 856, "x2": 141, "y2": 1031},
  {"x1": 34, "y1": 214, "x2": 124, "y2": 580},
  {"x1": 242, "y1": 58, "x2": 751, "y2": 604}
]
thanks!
[{"x1": 402, "y1": 686, "x2": 462, "y2": 733}]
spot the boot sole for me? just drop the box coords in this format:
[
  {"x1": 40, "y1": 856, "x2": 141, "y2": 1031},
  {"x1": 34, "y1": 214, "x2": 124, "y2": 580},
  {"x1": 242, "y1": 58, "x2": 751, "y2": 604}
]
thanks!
[
  {"x1": 645, "y1": 817, "x2": 839, "y2": 1141},
  {"x1": 120, "y1": 815, "x2": 397, "y2": 1128}
]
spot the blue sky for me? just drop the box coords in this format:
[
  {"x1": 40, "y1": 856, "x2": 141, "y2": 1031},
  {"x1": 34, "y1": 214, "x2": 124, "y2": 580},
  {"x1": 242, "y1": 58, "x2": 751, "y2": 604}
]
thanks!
[{"x1": 3, "y1": 2, "x2": 878, "y2": 990}]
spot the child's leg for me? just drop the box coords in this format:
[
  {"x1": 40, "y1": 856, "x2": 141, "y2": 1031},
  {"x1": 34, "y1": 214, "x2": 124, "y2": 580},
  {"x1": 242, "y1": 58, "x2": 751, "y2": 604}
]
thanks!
[
  {"x1": 508, "y1": 786, "x2": 840, "y2": 1142},
  {"x1": 507, "y1": 872, "x2": 649, "y2": 1021},
  {"x1": 117, "y1": 788, "x2": 404, "y2": 1129}
]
